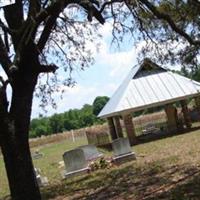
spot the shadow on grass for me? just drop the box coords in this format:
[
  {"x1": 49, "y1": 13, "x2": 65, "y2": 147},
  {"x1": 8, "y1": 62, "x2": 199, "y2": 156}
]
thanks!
[
  {"x1": 136, "y1": 125, "x2": 200, "y2": 146},
  {"x1": 41, "y1": 160, "x2": 200, "y2": 200}
]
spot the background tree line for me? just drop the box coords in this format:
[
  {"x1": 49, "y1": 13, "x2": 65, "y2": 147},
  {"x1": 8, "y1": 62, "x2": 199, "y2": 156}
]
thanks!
[{"x1": 30, "y1": 96, "x2": 109, "y2": 138}]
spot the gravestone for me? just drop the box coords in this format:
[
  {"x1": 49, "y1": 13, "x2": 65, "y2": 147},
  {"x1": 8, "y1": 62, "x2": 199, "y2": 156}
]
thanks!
[
  {"x1": 112, "y1": 138, "x2": 136, "y2": 164},
  {"x1": 77, "y1": 145, "x2": 103, "y2": 161},
  {"x1": 62, "y1": 148, "x2": 90, "y2": 178},
  {"x1": 34, "y1": 168, "x2": 48, "y2": 187}
]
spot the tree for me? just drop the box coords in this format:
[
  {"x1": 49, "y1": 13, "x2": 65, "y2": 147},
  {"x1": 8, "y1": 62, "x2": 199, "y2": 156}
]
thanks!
[
  {"x1": 125, "y1": 0, "x2": 200, "y2": 67},
  {"x1": 80, "y1": 104, "x2": 96, "y2": 126},
  {"x1": 0, "y1": 1, "x2": 105, "y2": 199},
  {"x1": 30, "y1": 117, "x2": 50, "y2": 137},
  {"x1": 0, "y1": 0, "x2": 200, "y2": 199},
  {"x1": 93, "y1": 96, "x2": 109, "y2": 116},
  {"x1": 49, "y1": 113, "x2": 64, "y2": 133}
]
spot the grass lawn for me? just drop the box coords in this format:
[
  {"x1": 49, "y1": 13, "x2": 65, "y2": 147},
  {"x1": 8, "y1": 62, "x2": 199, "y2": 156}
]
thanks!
[{"x1": 1, "y1": 129, "x2": 200, "y2": 200}]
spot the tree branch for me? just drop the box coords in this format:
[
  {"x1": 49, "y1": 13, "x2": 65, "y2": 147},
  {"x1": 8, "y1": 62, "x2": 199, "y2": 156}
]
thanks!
[
  {"x1": 0, "y1": 77, "x2": 9, "y2": 89},
  {"x1": 3, "y1": 0, "x2": 24, "y2": 49},
  {"x1": 190, "y1": 0, "x2": 200, "y2": 9},
  {"x1": 37, "y1": 4, "x2": 61, "y2": 51},
  {"x1": 80, "y1": 1, "x2": 105, "y2": 24},
  {"x1": 38, "y1": 64, "x2": 58, "y2": 73},
  {"x1": 42, "y1": 0, "x2": 50, "y2": 8},
  {"x1": 100, "y1": 0, "x2": 123, "y2": 13},
  {"x1": 36, "y1": 0, "x2": 105, "y2": 26},
  {"x1": 0, "y1": 19, "x2": 12, "y2": 35},
  {"x1": 139, "y1": 0, "x2": 200, "y2": 46},
  {"x1": 0, "y1": 36, "x2": 12, "y2": 78},
  {"x1": 28, "y1": 0, "x2": 41, "y2": 18},
  {"x1": 0, "y1": 76, "x2": 9, "y2": 116},
  {"x1": 37, "y1": 0, "x2": 105, "y2": 51},
  {"x1": 35, "y1": 0, "x2": 73, "y2": 25}
]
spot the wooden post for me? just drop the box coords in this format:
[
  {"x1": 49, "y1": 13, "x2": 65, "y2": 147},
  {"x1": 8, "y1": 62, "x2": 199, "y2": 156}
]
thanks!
[
  {"x1": 107, "y1": 117, "x2": 117, "y2": 140},
  {"x1": 71, "y1": 130, "x2": 75, "y2": 142},
  {"x1": 194, "y1": 96, "x2": 200, "y2": 121},
  {"x1": 180, "y1": 100, "x2": 192, "y2": 128},
  {"x1": 114, "y1": 116, "x2": 123, "y2": 138},
  {"x1": 165, "y1": 104, "x2": 178, "y2": 131},
  {"x1": 123, "y1": 114, "x2": 136, "y2": 146}
]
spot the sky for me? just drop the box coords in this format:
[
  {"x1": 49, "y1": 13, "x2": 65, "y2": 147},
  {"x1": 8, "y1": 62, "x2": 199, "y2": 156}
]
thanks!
[{"x1": 31, "y1": 22, "x2": 138, "y2": 118}]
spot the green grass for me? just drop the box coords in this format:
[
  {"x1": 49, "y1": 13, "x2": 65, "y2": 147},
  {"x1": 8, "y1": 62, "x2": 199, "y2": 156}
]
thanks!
[
  {"x1": 0, "y1": 138, "x2": 87, "y2": 199},
  {"x1": 0, "y1": 155, "x2": 8, "y2": 198},
  {"x1": 1, "y1": 130, "x2": 200, "y2": 199}
]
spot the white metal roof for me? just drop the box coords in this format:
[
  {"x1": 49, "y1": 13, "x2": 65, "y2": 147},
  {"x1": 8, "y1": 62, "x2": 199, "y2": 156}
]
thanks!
[{"x1": 98, "y1": 60, "x2": 200, "y2": 118}]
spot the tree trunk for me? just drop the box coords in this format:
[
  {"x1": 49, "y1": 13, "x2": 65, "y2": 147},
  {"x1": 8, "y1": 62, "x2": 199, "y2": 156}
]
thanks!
[
  {"x1": 1, "y1": 132, "x2": 41, "y2": 200},
  {"x1": 0, "y1": 67, "x2": 41, "y2": 199}
]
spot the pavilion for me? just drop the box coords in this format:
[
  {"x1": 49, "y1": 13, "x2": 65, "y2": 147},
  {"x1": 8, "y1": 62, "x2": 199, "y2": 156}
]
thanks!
[{"x1": 98, "y1": 59, "x2": 200, "y2": 145}]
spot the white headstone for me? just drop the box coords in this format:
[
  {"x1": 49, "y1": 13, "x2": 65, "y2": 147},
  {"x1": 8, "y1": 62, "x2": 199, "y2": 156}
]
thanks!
[
  {"x1": 63, "y1": 148, "x2": 87, "y2": 173},
  {"x1": 112, "y1": 138, "x2": 132, "y2": 157},
  {"x1": 77, "y1": 145, "x2": 103, "y2": 161}
]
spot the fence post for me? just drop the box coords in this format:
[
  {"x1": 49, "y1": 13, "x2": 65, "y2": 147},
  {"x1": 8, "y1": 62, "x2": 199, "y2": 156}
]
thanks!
[{"x1": 71, "y1": 130, "x2": 75, "y2": 142}]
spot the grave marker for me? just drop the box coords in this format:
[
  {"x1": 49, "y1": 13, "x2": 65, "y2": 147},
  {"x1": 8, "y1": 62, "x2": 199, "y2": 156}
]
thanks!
[
  {"x1": 62, "y1": 148, "x2": 90, "y2": 178},
  {"x1": 77, "y1": 145, "x2": 103, "y2": 161},
  {"x1": 112, "y1": 138, "x2": 136, "y2": 164}
]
